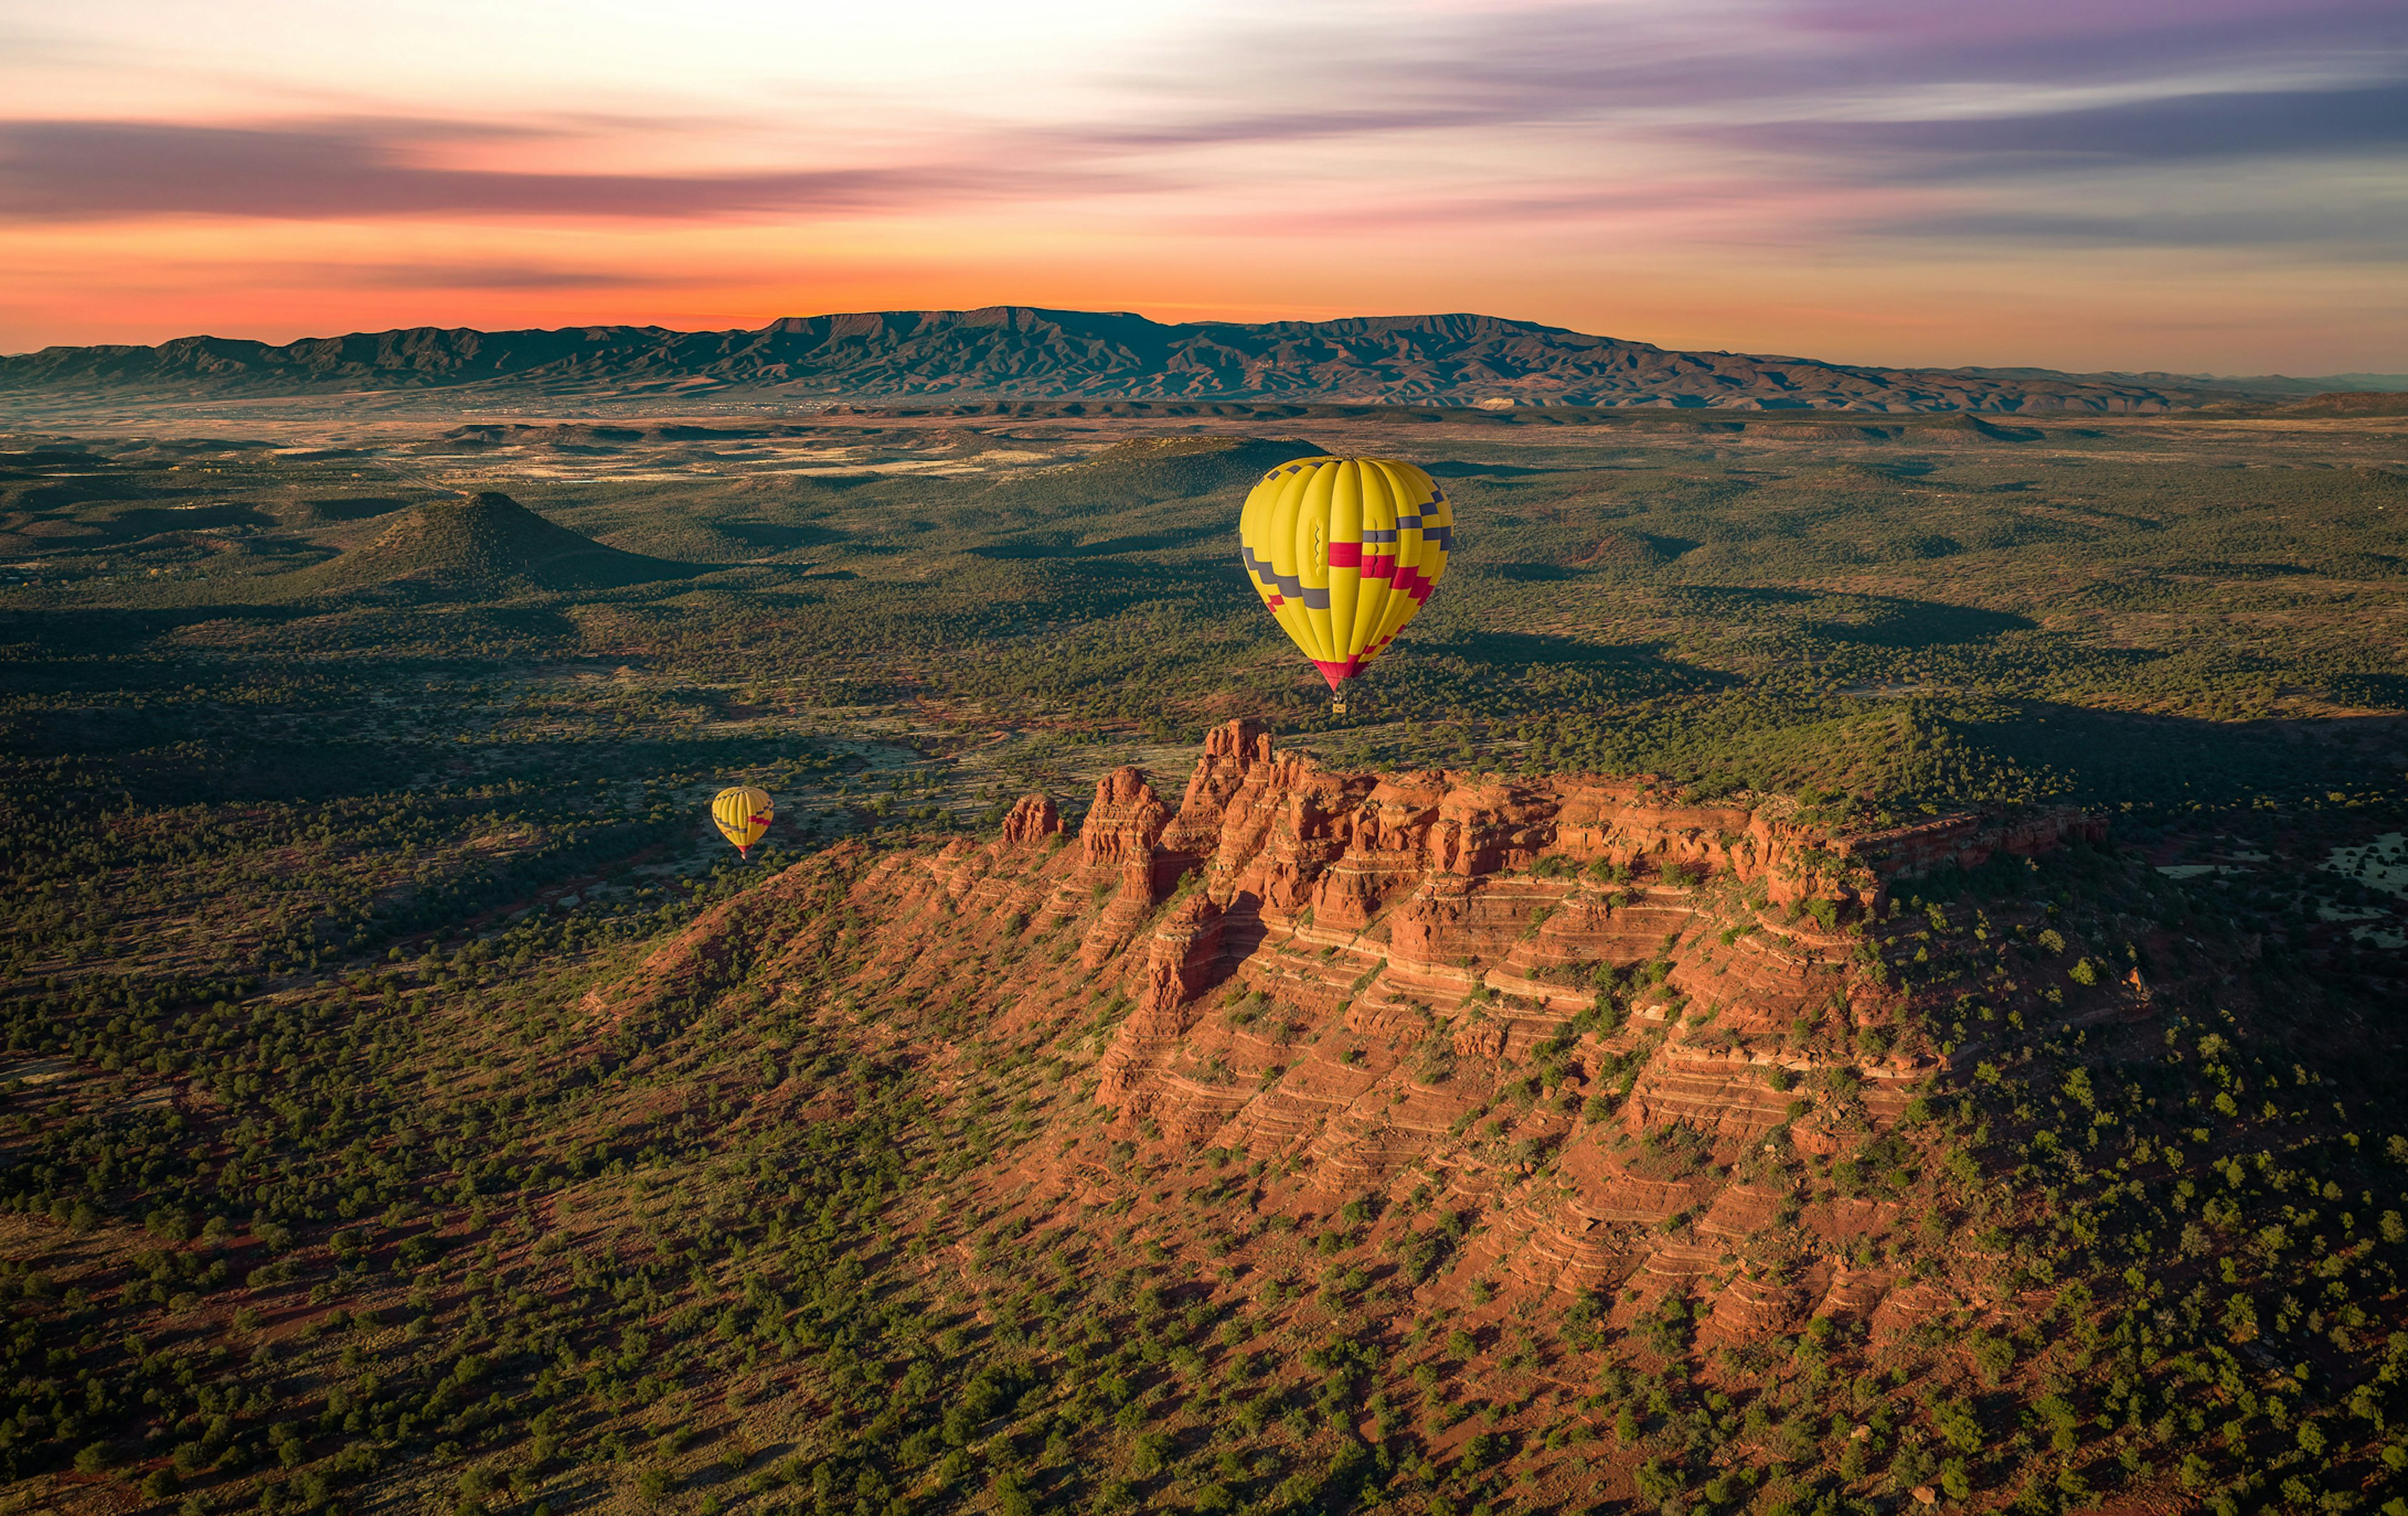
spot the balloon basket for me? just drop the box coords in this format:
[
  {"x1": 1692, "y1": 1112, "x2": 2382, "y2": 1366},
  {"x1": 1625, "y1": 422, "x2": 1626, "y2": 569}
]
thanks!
[{"x1": 1330, "y1": 698, "x2": 1348, "y2": 716}]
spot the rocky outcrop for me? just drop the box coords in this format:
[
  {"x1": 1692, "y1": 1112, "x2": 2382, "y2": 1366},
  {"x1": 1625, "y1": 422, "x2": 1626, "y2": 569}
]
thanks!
[
  {"x1": 998, "y1": 793, "x2": 1062, "y2": 847},
  {"x1": 1158, "y1": 717, "x2": 1274, "y2": 860},
  {"x1": 1134, "y1": 894, "x2": 1226, "y2": 1024},
  {"x1": 741, "y1": 719, "x2": 2109, "y2": 1340},
  {"x1": 1080, "y1": 767, "x2": 1168, "y2": 873},
  {"x1": 1076, "y1": 767, "x2": 1173, "y2": 966}
]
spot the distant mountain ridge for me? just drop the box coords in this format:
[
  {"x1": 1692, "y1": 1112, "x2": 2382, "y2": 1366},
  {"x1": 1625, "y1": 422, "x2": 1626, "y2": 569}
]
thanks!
[
  {"x1": 1948, "y1": 365, "x2": 2408, "y2": 398},
  {"x1": 0, "y1": 305, "x2": 2374, "y2": 413}
]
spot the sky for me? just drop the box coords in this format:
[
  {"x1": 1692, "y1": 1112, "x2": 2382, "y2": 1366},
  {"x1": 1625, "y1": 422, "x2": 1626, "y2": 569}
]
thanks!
[{"x1": 1, "y1": 0, "x2": 2402, "y2": 372}]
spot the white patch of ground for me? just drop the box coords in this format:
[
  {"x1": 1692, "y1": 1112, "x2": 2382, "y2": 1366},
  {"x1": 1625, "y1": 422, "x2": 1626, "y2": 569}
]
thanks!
[
  {"x1": 0, "y1": 1056, "x2": 77, "y2": 1087},
  {"x1": 2324, "y1": 832, "x2": 2408, "y2": 900}
]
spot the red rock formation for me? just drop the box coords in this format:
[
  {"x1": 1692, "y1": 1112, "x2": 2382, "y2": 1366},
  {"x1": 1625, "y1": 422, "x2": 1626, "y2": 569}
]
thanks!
[
  {"x1": 999, "y1": 792, "x2": 1061, "y2": 847},
  {"x1": 1075, "y1": 767, "x2": 1173, "y2": 966},
  {"x1": 1080, "y1": 766, "x2": 1168, "y2": 872},
  {"x1": 1134, "y1": 893, "x2": 1228, "y2": 1022},
  {"x1": 715, "y1": 717, "x2": 2110, "y2": 1338},
  {"x1": 1094, "y1": 892, "x2": 1234, "y2": 1119},
  {"x1": 1159, "y1": 717, "x2": 1273, "y2": 859}
]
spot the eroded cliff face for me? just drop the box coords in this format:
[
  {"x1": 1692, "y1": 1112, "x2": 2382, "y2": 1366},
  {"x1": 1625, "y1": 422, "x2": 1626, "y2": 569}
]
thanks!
[{"x1": 720, "y1": 720, "x2": 2108, "y2": 1345}]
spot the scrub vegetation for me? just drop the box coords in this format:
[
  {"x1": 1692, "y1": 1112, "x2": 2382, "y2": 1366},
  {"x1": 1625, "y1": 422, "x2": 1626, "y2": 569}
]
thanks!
[{"x1": 0, "y1": 405, "x2": 2402, "y2": 1515}]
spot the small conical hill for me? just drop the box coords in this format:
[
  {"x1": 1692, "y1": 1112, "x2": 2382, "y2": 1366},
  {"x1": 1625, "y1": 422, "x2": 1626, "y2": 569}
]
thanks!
[{"x1": 296, "y1": 492, "x2": 695, "y2": 595}]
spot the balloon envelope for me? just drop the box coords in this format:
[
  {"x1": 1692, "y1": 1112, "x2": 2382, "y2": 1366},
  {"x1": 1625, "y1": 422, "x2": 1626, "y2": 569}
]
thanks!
[
  {"x1": 1238, "y1": 456, "x2": 1452, "y2": 692},
  {"x1": 712, "y1": 786, "x2": 774, "y2": 853}
]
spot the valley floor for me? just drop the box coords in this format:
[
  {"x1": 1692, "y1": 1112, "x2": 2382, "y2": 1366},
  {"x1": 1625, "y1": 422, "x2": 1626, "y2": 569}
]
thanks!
[{"x1": 0, "y1": 405, "x2": 2402, "y2": 1516}]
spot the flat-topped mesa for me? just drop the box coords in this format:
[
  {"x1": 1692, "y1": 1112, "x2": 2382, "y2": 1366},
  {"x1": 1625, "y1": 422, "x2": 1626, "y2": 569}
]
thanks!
[
  {"x1": 814, "y1": 719, "x2": 2123, "y2": 1322},
  {"x1": 1147, "y1": 719, "x2": 1879, "y2": 932},
  {"x1": 1061, "y1": 723, "x2": 2109, "y2": 1039},
  {"x1": 1070, "y1": 724, "x2": 1945, "y2": 1277},
  {"x1": 1089, "y1": 724, "x2": 1880, "y2": 1065},
  {"x1": 1092, "y1": 722, "x2": 2115, "y2": 1122}
]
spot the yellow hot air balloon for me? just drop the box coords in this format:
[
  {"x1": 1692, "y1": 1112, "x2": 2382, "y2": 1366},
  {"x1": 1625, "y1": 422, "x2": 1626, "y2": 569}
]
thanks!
[
  {"x1": 1238, "y1": 456, "x2": 1452, "y2": 713},
  {"x1": 711, "y1": 786, "x2": 774, "y2": 857}
]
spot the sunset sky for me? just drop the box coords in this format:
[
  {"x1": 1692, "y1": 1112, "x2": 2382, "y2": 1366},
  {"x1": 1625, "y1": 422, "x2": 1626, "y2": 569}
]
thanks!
[{"x1": 2, "y1": 0, "x2": 2400, "y2": 372}]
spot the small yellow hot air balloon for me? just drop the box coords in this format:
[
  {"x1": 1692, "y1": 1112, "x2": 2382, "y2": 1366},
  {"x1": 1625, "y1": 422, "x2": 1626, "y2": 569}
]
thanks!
[
  {"x1": 711, "y1": 786, "x2": 774, "y2": 858},
  {"x1": 1238, "y1": 456, "x2": 1452, "y2": 713}
]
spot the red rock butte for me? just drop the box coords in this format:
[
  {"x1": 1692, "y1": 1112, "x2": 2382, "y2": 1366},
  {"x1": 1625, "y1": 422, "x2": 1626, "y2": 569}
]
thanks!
[{"x1": 601, "y1": 719, "x2": 2108, "y2": 1345}]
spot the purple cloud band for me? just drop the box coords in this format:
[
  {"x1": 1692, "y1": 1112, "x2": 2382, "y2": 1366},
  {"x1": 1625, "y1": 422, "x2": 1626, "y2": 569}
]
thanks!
[
  {"x1": 0, "y1": 0, "x2": 2398, "y2": 258},
  {"x1": 1740, "y1": 82, "x2": 2408, "y2": 171},
  {"x1": 0, "y1": 120, "x2": 980, "y2": 221}
]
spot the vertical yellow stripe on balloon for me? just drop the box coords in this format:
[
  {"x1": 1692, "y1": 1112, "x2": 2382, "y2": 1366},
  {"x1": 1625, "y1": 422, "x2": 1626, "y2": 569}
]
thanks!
[
  {"x1": 1291, "y1": 463, "x2": 1336, "y2": 662},
  {"x1": 1252, "y1": 466, "x2": 1291, "y2": 645},
  {"x1": 1368, "y1": 464, "x2": 1406, "y2": 664},
  {"x1": 1327, "y1": 460, "x2": 1363, "y2": 666},
  {"x1": 1256, "y1": 466, "x2": 1302, "y2": 653},
  {"x1": 1242, "y1": 470, "x2": 1287, "y2": 634},
  {"x1": 1239, "y1": 475, "x2": 1272, "y2": 613},
  {"x1": 1270, "y1": 465, "x2": 1323, "y2": 658},
  {"x1": 1367, "y1": 461, "x2": 1416, "y2": 659}
]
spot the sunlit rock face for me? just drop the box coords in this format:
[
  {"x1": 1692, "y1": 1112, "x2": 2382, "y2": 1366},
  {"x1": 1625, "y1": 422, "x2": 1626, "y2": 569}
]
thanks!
[{"x1": 652, "y1": 719, "x2": 2107, "y2": 1338}]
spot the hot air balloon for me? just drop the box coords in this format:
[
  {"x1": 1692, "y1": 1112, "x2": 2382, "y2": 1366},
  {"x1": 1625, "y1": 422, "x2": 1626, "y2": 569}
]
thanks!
[
  {"x1": 711, "y1": 786, "x2": 774, "y2": 858},
  {"x1": 1238, "y1": 456, "x2": 1452, "y2": 713}
]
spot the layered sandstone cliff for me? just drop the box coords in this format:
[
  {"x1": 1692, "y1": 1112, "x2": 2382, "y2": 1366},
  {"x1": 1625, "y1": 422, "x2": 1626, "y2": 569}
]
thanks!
[{"x1": 722, "y1": 720, "x2": 2109, "y2": 1343}]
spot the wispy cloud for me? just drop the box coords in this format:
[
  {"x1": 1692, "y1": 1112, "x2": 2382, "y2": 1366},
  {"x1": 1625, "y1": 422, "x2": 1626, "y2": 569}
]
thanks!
[
  {"x1": 1886, "y1": 203, "x2": 2408, "y2": 248},
  {"x1": 320, "y1": 261, "x2": 665, "y2": 291},
  {"x1": 3, "y1": 2, "x2": 2401, "y2": 242},
  {"x1": 1718, "y1": 82, "x2": 2408, "y2": 171},
  {"x1": 1085, "y1": 0, "x2": 2402, "y2": 128},
  {"x1": 1035, "y1": 0, "x2": 2408, "y2": 248},
  {"x1": 0, "y1": 118, "x2": 1104, "y2": 221}
]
